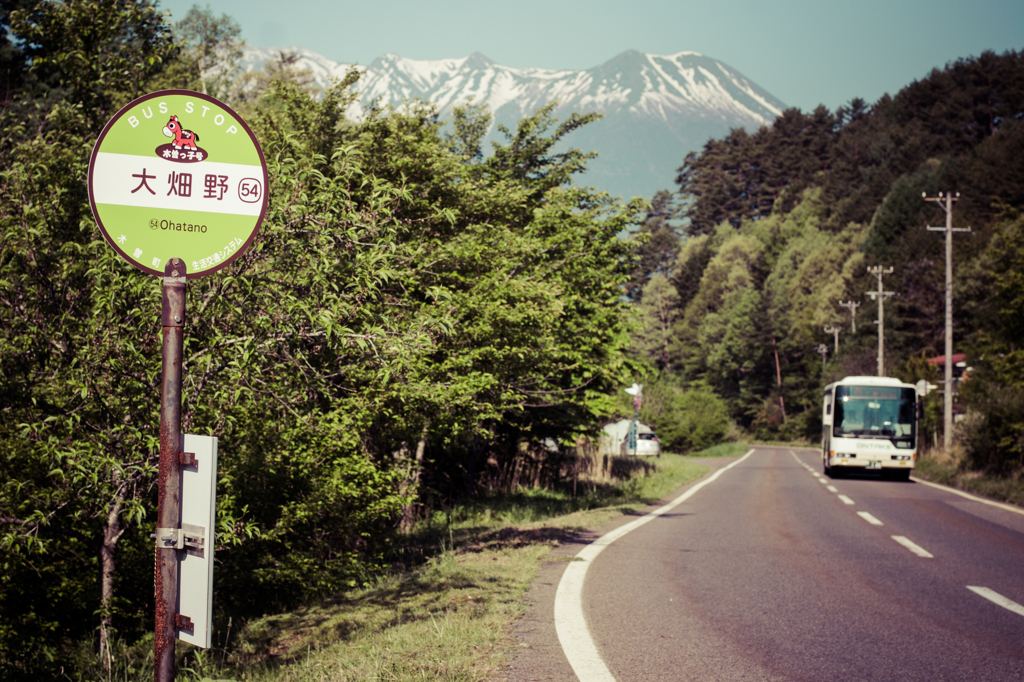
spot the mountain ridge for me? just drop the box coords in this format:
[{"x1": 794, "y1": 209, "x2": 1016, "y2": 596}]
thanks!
[{"x1": 239, "y1": 46, "x2": 787, "y2": 199}]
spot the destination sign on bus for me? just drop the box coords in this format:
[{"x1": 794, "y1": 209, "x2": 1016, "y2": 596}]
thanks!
[{"x1": 840, "y1": 385, "x2": 906, "y2": 400}]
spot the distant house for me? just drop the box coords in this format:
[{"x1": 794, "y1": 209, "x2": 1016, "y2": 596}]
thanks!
[
  {"x1": 927, "y1": 353, "x2": 970, "y2": 417},
  {"x1": 927, "y1": 353, "x2": 969, "y2": 378},
  {"x1": 599, "y1": 418, "x2": 653, "y2": 456}
]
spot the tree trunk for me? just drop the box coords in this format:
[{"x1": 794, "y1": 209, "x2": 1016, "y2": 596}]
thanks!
[
  {"x1": 98, "y1": 484, "x2": 127, "y2": 674},
  {"x1": 400, "y1": 433, "x2": 427, "y2": 532},
  {"x1": 464, "y1": 431, "x2": 483, "y2": 498},
  {"x1": 771, "y1": 336, "x2": 787, "y2": 424}
]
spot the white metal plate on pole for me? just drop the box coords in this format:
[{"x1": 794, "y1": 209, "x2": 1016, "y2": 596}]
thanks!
[{"x1": 177, "y1": 434, "x2": 218, "y2": 648}]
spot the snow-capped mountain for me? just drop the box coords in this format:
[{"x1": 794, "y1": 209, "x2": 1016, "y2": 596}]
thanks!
[{"x1": 239, "y1": 46, "x2": 786, "y2": 200}]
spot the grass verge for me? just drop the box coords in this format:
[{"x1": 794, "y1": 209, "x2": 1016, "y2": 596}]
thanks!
[
  {"x1": 686, "y1": 441, "x2": 751, "y2": 458},
  {"x1": 913, "y1": 454, "x2": 1024, "y2": 508},
  {"x1": 180, "y1": 451, "x2": 719, "y2": 681}
]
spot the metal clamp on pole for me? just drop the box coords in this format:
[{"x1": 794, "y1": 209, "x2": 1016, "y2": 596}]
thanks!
[
  {"x1": 156, "y1": 527, "x2": 183, "y2": 550},
  {"x1": 161, "y1": 262, "x2": 186, "y2": 327},
  {"x1": 181, "y1": 522, "x2": 206, "y2": 558},
  {"x1": 155, "y1": 524, "x2": 206, "y2": 556}
]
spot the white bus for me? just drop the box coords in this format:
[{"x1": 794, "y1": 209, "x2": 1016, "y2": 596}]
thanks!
[{"x1": 822, "y1": 376, "x2": 918, "y2": 481}]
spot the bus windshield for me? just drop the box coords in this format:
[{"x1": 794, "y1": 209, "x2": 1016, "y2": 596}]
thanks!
[{"x1": 832, "y1": 385, "x2": 916, "y2": 440}]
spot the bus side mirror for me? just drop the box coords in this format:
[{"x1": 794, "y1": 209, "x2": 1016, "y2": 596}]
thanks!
[{"x1": 917, "y1": 402, "x2": 924, "y2": 419}]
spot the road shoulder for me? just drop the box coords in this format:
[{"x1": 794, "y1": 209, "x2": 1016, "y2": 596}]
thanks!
[{"x1": 504, "y1": 454, "x2": 743, "y2": 682}]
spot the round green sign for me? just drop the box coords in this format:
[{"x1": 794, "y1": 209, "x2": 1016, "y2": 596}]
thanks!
[{"x1": 88, "y1": 90, "x2": 268, "y2": 279}]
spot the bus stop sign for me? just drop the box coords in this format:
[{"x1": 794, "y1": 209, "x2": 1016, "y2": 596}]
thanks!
[{"x1": 87, "y1": 90, "x2": 268, "y2": 278}]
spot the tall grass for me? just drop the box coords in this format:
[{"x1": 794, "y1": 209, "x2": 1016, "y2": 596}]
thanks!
[{"x1": 61, "y1": 451, "x2": 724, "y2": 682}]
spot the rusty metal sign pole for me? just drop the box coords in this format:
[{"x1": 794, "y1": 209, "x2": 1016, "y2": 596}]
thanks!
[
  {"x1": 87, "y1": 89, "x2": 267, "y2": 680},
  {"x1": 155, "y1": 258, "x2": 187, "y2": 682}
]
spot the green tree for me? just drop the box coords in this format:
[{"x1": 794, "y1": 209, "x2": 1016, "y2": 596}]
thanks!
[
  {"x1": 625, "y1": 189, "x2": 681, "y2": 300},
  {"x1": 174, "y1": 3, "x2": 244, "y2": 97},
  {"x1": 632, "y1": 274, "x2": 679, "y2": 371},
  {"x1": 1, "y1": 1, "x2": 181, "y2": 673},
  {"x1": 2, "y1": 10, "x2": 646, "y2": 675},
  {"x1": 959, "y1": 213, "x2": 1024, "y2": 472},
  {"x1": 675, "y1": 107, "x2": 837, "y2": 234},
  {"x1": 664, "y1": 49, "x2": 1024, "y2": 445},
  {"x1": 7, "y1": 0, "x2": 177, "y2": 130},
  {"x1": 637, "y1": 380, "x2": 729, "y2": 453}
]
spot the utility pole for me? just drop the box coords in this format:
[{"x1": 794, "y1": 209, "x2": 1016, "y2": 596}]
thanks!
[
  {"x1": 824, "y1": 326, "x2": 840, "y2": 354},
  {"x1": 838, "y1": 300, "x2": 860, "y2": 333},
  {"x1": 866, "y1": 266, "x2": 895, "y2": 377},
  {"x1": 923, "y1": 191, "x2": 970, "y2": 453},
  {"x1": 815, "y1": 343, "x2": 829, "y2": 368}
]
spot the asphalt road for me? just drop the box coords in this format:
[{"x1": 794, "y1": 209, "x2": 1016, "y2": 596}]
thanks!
[{"x1": 510, "y1": 446, "x2": 1024, "y2": 681}]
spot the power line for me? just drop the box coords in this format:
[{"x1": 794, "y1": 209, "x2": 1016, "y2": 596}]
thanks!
[
  {"x1": 923, "y1": 191, "x2": 970, "y2": 453},
  {"x1": 866, "y1": 266, "x2": 895, "y2": 376}
]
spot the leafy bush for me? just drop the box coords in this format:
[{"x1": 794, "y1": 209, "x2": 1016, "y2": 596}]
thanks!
[
  {"x1": 958, "y1": 383, "x2": 1024, "y2": 474},
  {"x1": 637, "y1": 380, "x2": 730, "y2": 453}
]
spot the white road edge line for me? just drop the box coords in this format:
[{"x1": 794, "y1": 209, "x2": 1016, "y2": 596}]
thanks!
[
  {"x1": 967, "y1": 586, "x2": 1024, "y2": 618},
  {"x1": 912, "y1": 477, "x2": 1024, "y2": 517},
  {"x1": 891, "y1": 535, "x2": 934, "y2": 558},
  {"x1": 554, "y1": 448, "x2": 757, "y2": 682},
  {"x1": 838, "y1": 495, "x2": 855, "y2": 505},
  {"x1": 857, "y1": 511, "x2": 884, "y2": 526},
  {"x1": 791, "y1": 451, "x2": 818, "y2": 475}
]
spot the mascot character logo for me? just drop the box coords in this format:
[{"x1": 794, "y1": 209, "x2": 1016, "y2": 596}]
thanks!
[{"x1": 162, "y1": 115, "x2": 200, "y2": 150}]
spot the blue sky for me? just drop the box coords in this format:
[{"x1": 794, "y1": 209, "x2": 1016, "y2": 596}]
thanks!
[{"x1": 157, "y1": 0, "x2": 1022, "y2": 111}]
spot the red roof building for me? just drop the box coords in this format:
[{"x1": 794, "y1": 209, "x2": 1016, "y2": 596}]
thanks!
[{"x1": 927, "y1": 353, "x2": 966, "y2": 367}]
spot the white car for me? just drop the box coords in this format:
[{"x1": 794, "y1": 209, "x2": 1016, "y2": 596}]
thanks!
[
  {"x1": 622, "y1": 432, "x2": 661, "y2": 457},
  {"x1": 636, "y1": 432, "x2": 662, "y2": 456}
]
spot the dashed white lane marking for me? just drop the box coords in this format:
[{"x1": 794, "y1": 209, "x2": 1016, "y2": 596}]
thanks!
[
  {"x1": 818, "y1": 478, "x2": 829, "y2": 485},
  {"x1": 891, "y1": 535, "x2": 934, "y2": 558},
  {"x1": 827, "y1": 485, "x2": 838, "y2": 493},
  {"x1": 857, "y1": 511, "x2": 884, "y2": 526},
  {"x1": 967, "y1": 586, "x2": 1024, "y2": 618},
  {"x1": 838, "y1": 495, "x2": 855, "y2": 505},
  {"x1": 912, "y1": 478, "x2": 1024, "y2": 517},
  {"x1": 554, "y1": 448, "x2": 757, "y2": 682}
]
